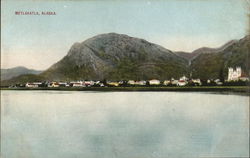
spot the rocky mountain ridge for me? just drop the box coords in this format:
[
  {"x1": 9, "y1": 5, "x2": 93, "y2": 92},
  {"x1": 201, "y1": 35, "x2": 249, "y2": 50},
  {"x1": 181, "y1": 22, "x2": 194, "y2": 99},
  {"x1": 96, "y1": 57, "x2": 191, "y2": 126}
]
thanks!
[{"x1": 42, "y1": 33, "x2": 189, "y2": 80}]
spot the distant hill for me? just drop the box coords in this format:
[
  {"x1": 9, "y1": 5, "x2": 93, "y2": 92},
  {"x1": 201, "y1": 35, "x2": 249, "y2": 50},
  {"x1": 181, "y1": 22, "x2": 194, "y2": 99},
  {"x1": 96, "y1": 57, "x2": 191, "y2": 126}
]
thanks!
[
  {"x1": 175, "y1": 40, "x2": 238, "y2": 61},
  {"x1": 1, "y1": 33, "x2": 249, "y2": 86},
  {"x1": 1, "y1": 66, "x2": 42, "y2": 80},
  {"x1": 190, "y1": 35, "x2": 250, "y2": 80}
]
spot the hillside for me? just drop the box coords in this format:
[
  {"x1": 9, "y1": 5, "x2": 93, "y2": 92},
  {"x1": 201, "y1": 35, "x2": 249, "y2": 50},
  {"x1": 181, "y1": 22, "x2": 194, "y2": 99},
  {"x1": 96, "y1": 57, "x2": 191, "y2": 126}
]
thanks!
[
  {"x1": 190, "y1": 35, "x2": 250, "y2": 80},
  {"x1": 41, "y1": 33, "x2": 189, "y2": 81},
  {"x1": 175, "y1": 40, "x2": 238, "y2": 61},
  {"x1": 1, "y1": 66, "x2": 42, "y2": 80}
]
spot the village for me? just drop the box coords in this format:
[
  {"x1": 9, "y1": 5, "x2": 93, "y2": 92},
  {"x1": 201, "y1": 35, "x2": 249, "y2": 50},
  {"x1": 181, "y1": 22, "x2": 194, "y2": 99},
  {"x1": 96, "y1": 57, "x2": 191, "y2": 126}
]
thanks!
[{"x1": 14, "y1": 67, "x2": 249, "y2": 88}]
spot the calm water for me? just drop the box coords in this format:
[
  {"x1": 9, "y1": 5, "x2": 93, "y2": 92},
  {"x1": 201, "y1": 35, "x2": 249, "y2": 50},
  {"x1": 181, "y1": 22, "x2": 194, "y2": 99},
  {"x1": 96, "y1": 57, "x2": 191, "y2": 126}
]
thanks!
[{"x1": 1, "y1": 91, "x2": 249, "y2": 158}]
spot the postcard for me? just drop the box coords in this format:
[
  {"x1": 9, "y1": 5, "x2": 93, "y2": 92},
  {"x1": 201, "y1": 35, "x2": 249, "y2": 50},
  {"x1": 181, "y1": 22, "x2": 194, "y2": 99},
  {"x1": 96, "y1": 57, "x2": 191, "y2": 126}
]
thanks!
[{"x1": 1, "y1": 0, "x2": 249, "y2": 157}]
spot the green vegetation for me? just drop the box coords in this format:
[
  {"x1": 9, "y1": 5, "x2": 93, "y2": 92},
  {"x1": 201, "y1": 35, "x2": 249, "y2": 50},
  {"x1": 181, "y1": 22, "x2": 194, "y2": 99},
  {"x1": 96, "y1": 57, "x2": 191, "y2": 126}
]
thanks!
[
  {"x1": 41, "y1": 57, "x2": 98, "y2": 81},
  {"x1": 1, "y1": 86, "x2": 249, "y2": 95},
  {"x1": 191, "y1": 36, "x2": 250, "y2": 80}
]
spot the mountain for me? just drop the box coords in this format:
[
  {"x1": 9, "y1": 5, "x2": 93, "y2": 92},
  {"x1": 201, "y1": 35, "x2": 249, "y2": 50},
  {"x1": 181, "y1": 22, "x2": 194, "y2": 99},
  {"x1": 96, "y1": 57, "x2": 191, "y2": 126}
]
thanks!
[
  {"x1": 41, "y1": 33, "x2": 189, "y2": 81},
  {"x1": 190, "y1": 35, "x2": 250, "y2": 80},
  {"x1": 174, "y1": 36, "x2": 249, "y2": 80},
  {"x1": 175, "y1": 40, "x2": 238, "y2": 61},
  {"x1": 1, "y1": 33, "x2": 249, "y2": 86},
  {"x1": 1, "y1": 66, "x2": 42, "y2": 80}
]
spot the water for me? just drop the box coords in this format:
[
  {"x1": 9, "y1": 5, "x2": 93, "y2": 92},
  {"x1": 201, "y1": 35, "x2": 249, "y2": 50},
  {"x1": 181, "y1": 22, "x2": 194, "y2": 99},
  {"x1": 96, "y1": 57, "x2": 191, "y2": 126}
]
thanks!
[{"x1": 1, "y1": 91, "x2": 249, "y2": 158}]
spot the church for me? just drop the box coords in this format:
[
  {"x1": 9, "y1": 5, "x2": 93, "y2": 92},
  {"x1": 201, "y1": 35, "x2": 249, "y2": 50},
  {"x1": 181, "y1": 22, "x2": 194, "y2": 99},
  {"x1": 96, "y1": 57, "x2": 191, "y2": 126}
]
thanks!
[{"x1": 227, "y1": 67, "x2": 249, "y2": 81}]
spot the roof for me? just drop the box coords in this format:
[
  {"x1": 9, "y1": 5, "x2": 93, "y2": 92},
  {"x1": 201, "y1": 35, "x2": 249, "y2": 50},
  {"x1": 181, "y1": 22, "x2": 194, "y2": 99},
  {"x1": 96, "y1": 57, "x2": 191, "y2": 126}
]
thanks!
[{"x1": 240, "y1": 73, "x2": 248, "y2": 77}]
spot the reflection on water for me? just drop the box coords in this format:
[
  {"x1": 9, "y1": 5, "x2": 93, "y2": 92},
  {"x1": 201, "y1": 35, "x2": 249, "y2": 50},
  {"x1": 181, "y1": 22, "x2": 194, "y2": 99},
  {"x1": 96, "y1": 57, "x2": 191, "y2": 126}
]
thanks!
[{"x1": 1, "y1": 91, "x2": 249, "y2": 158}]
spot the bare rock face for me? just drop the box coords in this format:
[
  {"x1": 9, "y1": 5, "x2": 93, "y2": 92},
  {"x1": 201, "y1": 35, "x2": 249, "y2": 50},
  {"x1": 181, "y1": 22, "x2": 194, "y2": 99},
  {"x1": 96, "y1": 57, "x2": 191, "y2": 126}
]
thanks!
[{"x1": 42, "y1": 33, "x2": 189, "y2": 80}]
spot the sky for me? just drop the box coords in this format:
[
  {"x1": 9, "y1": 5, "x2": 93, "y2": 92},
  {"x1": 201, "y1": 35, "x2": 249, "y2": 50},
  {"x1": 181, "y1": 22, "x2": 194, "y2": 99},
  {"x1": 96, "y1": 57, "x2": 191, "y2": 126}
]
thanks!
[{"x1": 1, "y1": 0, "x2": 249, "y2": 70}]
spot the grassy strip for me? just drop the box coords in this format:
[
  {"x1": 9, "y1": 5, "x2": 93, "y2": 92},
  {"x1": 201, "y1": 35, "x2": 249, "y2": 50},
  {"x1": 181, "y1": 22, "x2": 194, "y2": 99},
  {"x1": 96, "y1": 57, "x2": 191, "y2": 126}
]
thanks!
[{"x1": 1, "y1": 86, "x2": 249, "y2": 93}]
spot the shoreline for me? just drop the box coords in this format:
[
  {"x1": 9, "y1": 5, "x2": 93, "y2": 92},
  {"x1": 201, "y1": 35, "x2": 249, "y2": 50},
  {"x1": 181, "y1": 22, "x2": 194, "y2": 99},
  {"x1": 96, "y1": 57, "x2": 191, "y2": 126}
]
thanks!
[{"x1": 1, "y1": 86, "x2": 249, "y2": 94}]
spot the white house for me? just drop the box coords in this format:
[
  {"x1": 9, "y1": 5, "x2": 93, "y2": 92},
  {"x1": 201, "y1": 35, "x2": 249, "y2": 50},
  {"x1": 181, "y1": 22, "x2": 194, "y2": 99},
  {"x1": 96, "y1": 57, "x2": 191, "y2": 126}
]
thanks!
[
  {"x1": 177, "y1": 76, "x2": 188, "y2": 86},
  {"x1": 179, "y1": 76, "x2": 188, "y2": 81},
  {"x1": 177, "y1": 80, "x2": 187, "y2": 86},
  {"x1": 149, "y1": 79, "x2": 160, "y2": 85},
  {"x1": 134, "y1": 80, "x2": 146, "y2": 86},
  {"x1": 171, "y1": 78, "x2": 179, "y2": 85},
  {"x1": 84, "y1": 81, "x2": 95, "y2": 86},
  {"x1": 207, "y1": 79, "x2": 211, "y2": 84},
  {"x1": 26, "y1": 83, "x2": 39, "y2": 88},
  {"x1": 127, "y1": 80, "x2": 135, "y2": 85},
  {"x1": 214, "y1": 79, "x2": 223, "y2": 85},
  {"x1": 163, "y1": 80, "x2": 171, "y2": 86},
  {"x1": 71, "y1": 81, "x2": 85, "y2": 87},
  {"x1": 192, "y1": 79, "x2": 202, "y2": 86}
]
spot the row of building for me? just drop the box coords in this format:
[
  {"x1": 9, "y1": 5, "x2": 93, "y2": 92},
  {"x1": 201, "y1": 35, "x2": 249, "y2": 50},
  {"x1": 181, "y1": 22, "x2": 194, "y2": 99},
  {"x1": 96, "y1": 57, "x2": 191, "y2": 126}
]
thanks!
[
  {"x1": 25, "y1": 76, "x2": 202, "y2": 88},
  {"x1": 24, "y1": 67, "x2": 249, "y2": 88}
]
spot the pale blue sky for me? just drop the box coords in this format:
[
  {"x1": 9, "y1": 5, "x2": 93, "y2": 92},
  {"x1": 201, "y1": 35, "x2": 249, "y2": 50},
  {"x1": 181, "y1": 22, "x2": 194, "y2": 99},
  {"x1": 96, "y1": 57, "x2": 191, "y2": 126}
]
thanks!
[{"x1": 1, "y1": 0, "x2": 249, "y2": 70}]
